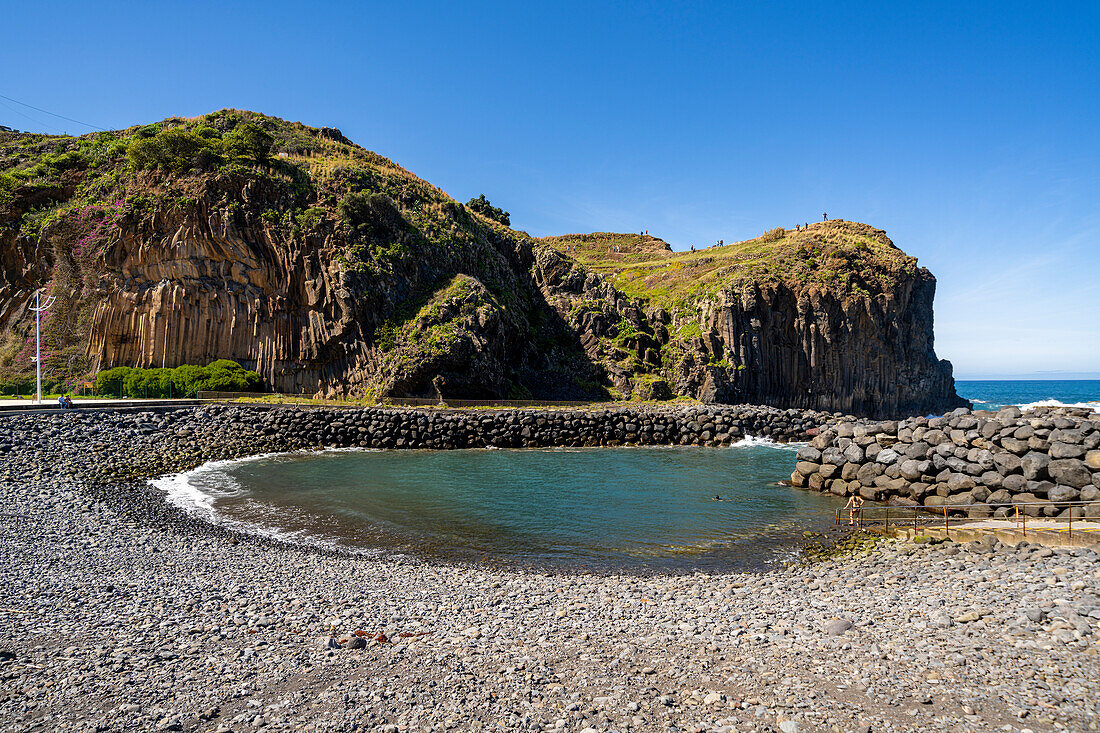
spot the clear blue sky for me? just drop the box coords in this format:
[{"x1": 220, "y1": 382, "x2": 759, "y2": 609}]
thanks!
[{"x1": 4, "y1": 0, "x2": 1098, "y2": 378}]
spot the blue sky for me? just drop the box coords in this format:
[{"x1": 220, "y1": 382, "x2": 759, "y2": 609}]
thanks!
[{"x1": 4, "y1": 0, "x2": 1098, "y2": 377}]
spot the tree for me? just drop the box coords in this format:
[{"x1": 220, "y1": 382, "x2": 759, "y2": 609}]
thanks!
[
  {"x1": 127, "y1": 128, "x2": 205, "y2": 172},
  {"x1": 466, "y1": 194, "x2": 510, "y2": 226},
  {"x1": 224, "y1": 122, "x2": 274, "y2": 164}
]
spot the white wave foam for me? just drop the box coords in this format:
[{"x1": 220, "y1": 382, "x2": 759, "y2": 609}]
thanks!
[
  {"x1": 1016, "y1": 399, "x2": 1100, "y2": 412},
  {"x1": 150, "y1": 449, "x2": 381, "y2": 556},
  {"x1": 729, "y1": 435, "x2": 803, "y2": 452}
]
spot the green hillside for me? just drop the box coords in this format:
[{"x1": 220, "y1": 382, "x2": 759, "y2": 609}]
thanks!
[{"x1": 544, "y1": 221, "x2": 920, "y2": 311}]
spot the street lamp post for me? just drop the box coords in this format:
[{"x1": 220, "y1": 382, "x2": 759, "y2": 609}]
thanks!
[{"x1": 29, "y1": 289, "x2": 56, "y2": 404}]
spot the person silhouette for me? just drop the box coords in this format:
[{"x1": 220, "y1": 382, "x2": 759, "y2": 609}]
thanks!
[{"x1": 823, "y1": 212, "x2": 828, "y2": 221}]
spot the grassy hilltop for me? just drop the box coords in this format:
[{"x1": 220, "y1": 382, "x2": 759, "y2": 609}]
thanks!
[{"x1": 543, "y1": 221, "x2": 920, "y2": 311}]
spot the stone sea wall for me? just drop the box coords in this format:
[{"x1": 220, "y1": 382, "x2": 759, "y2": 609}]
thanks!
[
  {"x1": 232, "y1": 402, "x2": 838, "y2": 451},
  {"x1": 1, "y1": 403, "x2": 842, "y2": 495},
  {"x1": 791, "y1": 406, "x2": 1100, "y2": 519}
]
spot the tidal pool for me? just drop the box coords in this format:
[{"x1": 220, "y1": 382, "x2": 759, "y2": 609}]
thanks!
[{"x1": 157, "y1": 443, "x2": 847, "y2": 572}]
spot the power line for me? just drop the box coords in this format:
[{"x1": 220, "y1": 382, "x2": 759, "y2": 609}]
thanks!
[
  {"x1": 0, "y1": 92, "x2": 106, "y2": 132},
  {"x1": 0, "y1": 98, "x2": 66, "y2": 134}
]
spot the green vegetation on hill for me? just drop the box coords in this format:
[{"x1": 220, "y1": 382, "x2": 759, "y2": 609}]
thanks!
[
  {"x1": 94, "y1": 360, "x2": 264, "y2": 398},
  {"x1": 0, "y1": 110, "x2": 533, "y2": 390},
  {"x1": 543, "y1": 221, "x2": 918, "y2": 310},
  {"x1": 466, "y1": 194, "x2": 509, "y2": 226}
]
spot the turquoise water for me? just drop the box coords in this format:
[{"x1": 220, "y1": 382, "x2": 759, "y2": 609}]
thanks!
[
  {"x1": 955, "y1": 379, "x2": 1100, "y2": 413},
  {"x1": 165, "y1": 444, "x2": 846, "y2": 572}
]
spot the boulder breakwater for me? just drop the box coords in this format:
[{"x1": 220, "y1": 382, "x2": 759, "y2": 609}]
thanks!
[
  {"x1": 791, "y1": 406, "x2": 1100, "y2": 519},
  {"x1": 1, "y1": 402, "x2": 842, "y2": 486}
]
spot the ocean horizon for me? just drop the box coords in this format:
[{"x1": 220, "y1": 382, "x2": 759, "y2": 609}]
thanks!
[{"x1": 955, "y1": 378, "x2": 1100, "y2": 412}]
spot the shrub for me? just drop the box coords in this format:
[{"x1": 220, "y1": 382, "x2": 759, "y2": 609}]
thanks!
[
  {"x1": 295, "y1": 206, "x2": 326, "y2": 231},
  {"x1": 0, "y1": 374, "x2": 36, "y2": 396},
  {"x1": 123, "y1": 367, "x2": 172, "y2": 397},
  {"x1": 223, "y1": 122, "x2": 273, "y2": 163},
  {"x1": 466, "y1": 194, "x2": 509, "y2": 226},
  {"x1": 93, "y1": 360, "x2": 265, "y2": 397},
  {"x1": 127, "y1": 122, "x2": 273, "y2": 173},
  {"x1": 338, "y1": 191, "x2": 403, "y2": 238},
  {"x1": 94, "y1": 366, "x2": 132, "y2": 396},
  {"x1": 127, "y1": 128, "x2": 207, "y2": 172},
  {"x1": 42, "y1": 150, "x2": 87, "y2": 172},
  {"x1": 170, "y1": 364, "x2": 207, "y2": 395},
  {"x1": 201, "y1": 360, "x2": 264, "y2": 392},
  {"x1": 761, "y1": 226, "x2": 785, "y2": 243}
]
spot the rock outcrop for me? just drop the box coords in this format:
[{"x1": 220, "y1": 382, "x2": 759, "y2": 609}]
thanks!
[
  {"x1": 538, "y1": 222, "x2": 964, "y2": 416},
  {"x1": 0, "y1": 111, "x2": 964, "y2": 416}
]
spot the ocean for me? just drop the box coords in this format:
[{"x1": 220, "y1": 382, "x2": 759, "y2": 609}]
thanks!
[
  {"x1": 955, "y1": 379, "x2": 1100, "y2": 413},
  {"x1": 155, "y1": 443, "x2": 845, "y2": 572}
]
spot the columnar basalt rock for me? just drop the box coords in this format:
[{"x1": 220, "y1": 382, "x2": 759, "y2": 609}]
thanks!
[{"x1": 790, "y1": 406, "x2": 1100, "y2": 519}]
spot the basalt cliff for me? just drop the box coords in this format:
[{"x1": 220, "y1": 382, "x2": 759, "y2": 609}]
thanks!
[{"x1": 0, "y1": 110, "x2": 964, "y2": 416}]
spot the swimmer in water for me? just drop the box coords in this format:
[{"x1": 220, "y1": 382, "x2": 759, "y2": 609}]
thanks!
[{"x1": 713, "y1": 495, "x2": 723, "y2": 501}]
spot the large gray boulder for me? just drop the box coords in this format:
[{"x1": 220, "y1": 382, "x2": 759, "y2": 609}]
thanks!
[
  {"x1": 980, "y1": 470, "x2": 1004, "y2": 489},
  {"x1": 900, "y1": 459, "x2": 929, "y2": 481},
  {"x1": 843, "y1": 443, "x2": 865, "y2": 463},
  {"x1": 1028, "y1": 480, "x2": 1054, "y2": 498},
  {"x1": 947, "y1": 473, "x2": 976, "y2": 491},
  {"x1": 1084, "y1": 449, "x2": 1100, "y2": 470},
  {"x1": 1047, "y1": 485, "x2": 1080, "y2": 504},
  {"x1": 1049, "y1": 442, "x2": 1085, "y2": 459},
  {"x1": 969, "y1": 448, "x2": 995, "y2": 470},
  {"x1": 1048, "y1": 459, "x2": 1092, "y2": 489},
  {"x1": 1021, "y1": 452, "x2": 1050, "y2": 481},
  {"x1": 876, "y1": 448, "x2": 900, "y2": 465},
  {"x1": 923, "y1": 429, "x2": 948, "y2": 446},
  {"x1": 856, "y1": 462, "x2": 883, "y2": 484},
  {"x1": 796, "y1": 445, "x2": 822, "y2": 462},
  {"x1": 796, "y1": 461, "x2": 820, "y2": 477},
  {"x1": 905, "y1": 441, "x2": 931, "y2": 459},
  {"x1": 992, "y1": 452, "x2": 1022, "y2": 475}
]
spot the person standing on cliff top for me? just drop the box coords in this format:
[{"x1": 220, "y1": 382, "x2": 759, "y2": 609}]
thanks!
[{"x1": 823, "y1": 212, "x2": 828, "y2": 221}]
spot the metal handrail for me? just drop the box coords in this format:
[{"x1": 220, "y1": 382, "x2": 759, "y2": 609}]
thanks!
[
  {"x1": 194, "y1": 392, "x2": 603, "y2": 408},
  {"x1": 836, "y1": 500, "x2": 1100, "y2": 541}
]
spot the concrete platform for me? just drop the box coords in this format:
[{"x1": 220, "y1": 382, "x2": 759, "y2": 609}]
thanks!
[
  {"x1": 879, "y1": 518, "x2": 1100, "y2": 548},
  {"x1": 0, "y1": 398, "x2": 201, "y2": 416}
]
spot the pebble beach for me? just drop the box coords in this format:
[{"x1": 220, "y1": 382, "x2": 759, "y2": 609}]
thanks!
[{"x1": 1, "y1": 406, "x2": 1098, "y2": 732}]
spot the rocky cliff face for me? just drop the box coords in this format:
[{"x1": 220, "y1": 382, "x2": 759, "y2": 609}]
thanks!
[
  {"x1": 677, "y1": 275, "x2": 958, "y2": 416},
  {"x1": 537, "y1": 222, "x2": 964, "y2": 417},
  {"x1": 0, "y1": 111, "x2": 964, "y2": 416}
]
